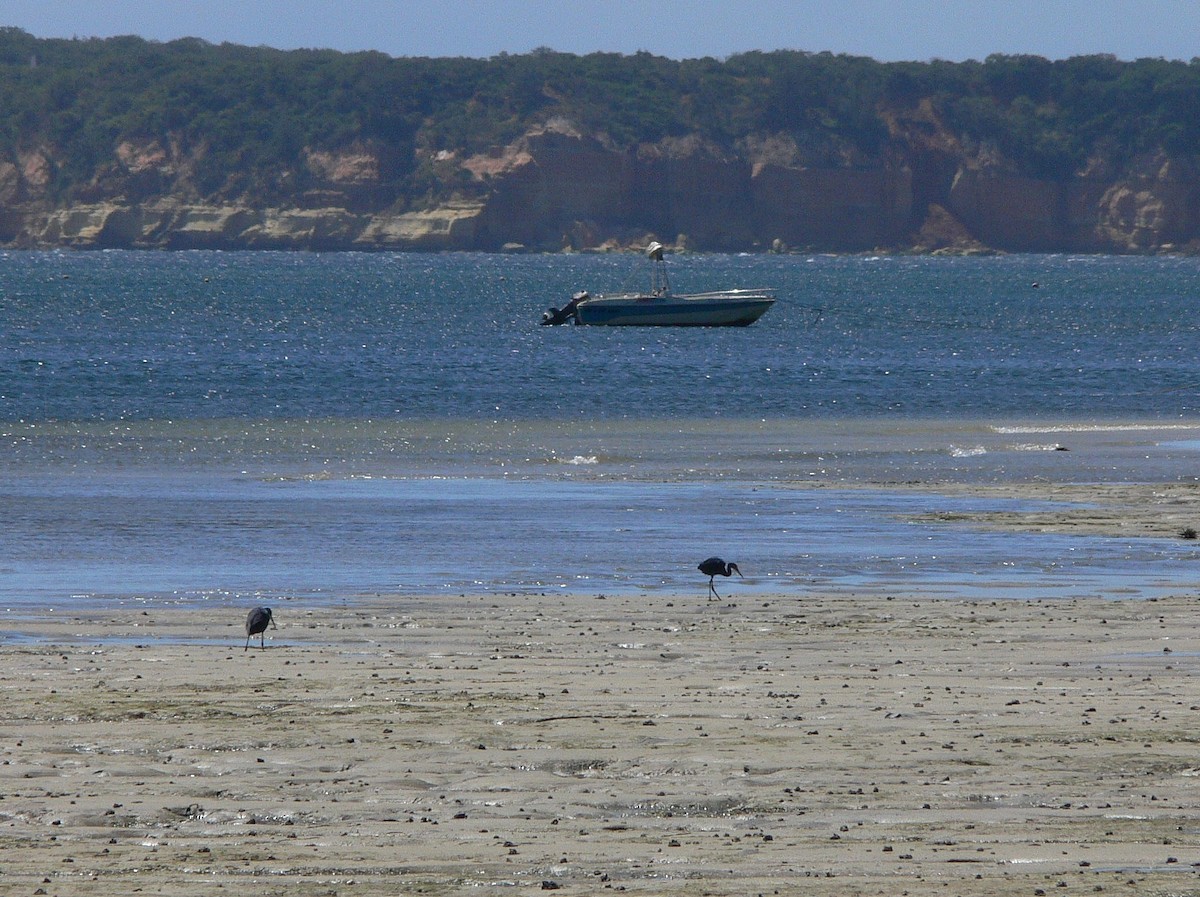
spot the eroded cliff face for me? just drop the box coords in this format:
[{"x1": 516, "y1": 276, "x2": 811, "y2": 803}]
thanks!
[
  {"x1": 0, "y1": 137, "x2": 486, "y2": 250},
  {"x1": 6, "y1": 200, "x2": 486, "y2": 251},
  {"x1": 750, "y1": 162, "x2": 912, "y2": 250},
  {"x1": 466, "y1": 124, "x2": 631, "y2": 249},
  {"x1": 461, "y1": 123, "x2": 913, "y2": 252},
  {"x1": 1092, "y1": 155, "x2": 1200, "y2": 251},
  {"x1": 2, "y1": 118, "x2": 1199, "y2": 253}
]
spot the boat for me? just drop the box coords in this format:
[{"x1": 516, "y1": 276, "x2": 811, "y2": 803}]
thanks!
[{"x1": 540, "y1": 243, "x2": 775, "y2": 327}]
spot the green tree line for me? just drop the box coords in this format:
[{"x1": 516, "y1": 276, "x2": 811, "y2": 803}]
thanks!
[{"x1": 1, "y1": 27, "x2": 1198, "y2": 202}]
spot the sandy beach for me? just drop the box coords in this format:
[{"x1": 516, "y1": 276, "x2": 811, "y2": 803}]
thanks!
[{"x1": 4, "y1": 580, "x2": 1200, "y2": 896}]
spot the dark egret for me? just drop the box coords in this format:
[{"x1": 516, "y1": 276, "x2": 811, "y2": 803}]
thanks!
[
  {"x1": 244, "y1": 606, "x2": 277, "y2": 650},
  {"x1": 698, "y1": 557, "x2": 741, "y2": 599}
]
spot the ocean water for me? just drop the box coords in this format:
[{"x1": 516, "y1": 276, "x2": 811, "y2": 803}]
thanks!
[{"x1": 3, "y1": 250, "x2": 1200, "y2": 610}]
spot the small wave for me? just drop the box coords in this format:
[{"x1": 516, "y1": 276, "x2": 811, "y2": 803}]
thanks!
[
  {"x1": 1008, "y1": 442, "x2": 1066, "y2": 452},
  {"x1": 949, "y1": 445, "x2": 986, "y2": 458},
  {"x1": 993, "y1": 423, "x2": 1200, "y2": 435},
  {"x1": 556, "y1": 455, "x2": 598, "y2": 465}
]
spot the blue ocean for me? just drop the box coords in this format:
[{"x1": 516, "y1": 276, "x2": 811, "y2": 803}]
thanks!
[{"x1": 3, "y1": 250, "x2": 1200, "y2": 609}]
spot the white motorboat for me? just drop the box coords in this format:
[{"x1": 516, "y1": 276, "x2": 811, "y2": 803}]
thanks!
[{"x1": 541, "y1": 243, "x2": 775, "y2": 327}]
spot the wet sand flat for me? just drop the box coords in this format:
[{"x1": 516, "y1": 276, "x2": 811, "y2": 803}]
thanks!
[
  {"x1": 3, "y1": 590, "x2": 1200, "y2": 896},
  {"x1": 910, "y1": 482, "x2": 1200, "y2": 539}
]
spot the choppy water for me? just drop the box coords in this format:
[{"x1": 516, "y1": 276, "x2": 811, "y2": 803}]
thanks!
[{"x1": 3, "y1": 250, "x2": 1200, "y2": 610}]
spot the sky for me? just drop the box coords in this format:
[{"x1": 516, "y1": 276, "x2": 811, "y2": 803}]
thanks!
[{"x1": 2, "y1": 0, "x2": 1197, "y2": 63}]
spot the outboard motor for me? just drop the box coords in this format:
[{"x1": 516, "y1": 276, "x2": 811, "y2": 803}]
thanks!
[{"x1": 540, "y1": 291, "x2": 587, "y2": 325}]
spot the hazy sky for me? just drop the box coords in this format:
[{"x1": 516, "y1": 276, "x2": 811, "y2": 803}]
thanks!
[{"x1": 3, "y1": 0, "x2": 1197, "y2": 62}]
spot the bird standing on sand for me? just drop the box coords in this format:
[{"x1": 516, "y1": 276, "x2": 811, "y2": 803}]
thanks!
[
  {"x1": 244, "y1": 606, "x2": 277, "y2": 650},
  {"x1": 698, "y1": 557, "x2": 741, "y2": 599}
]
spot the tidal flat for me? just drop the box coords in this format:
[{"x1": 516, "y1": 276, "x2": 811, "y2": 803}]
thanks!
[{"x1": 3, "y1": 590, "x2": 1199, "y2": 896}]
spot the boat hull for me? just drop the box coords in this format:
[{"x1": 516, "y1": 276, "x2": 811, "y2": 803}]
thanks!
[{"x1": 573, "y1": 291, "x2": 775, "y2": 327}]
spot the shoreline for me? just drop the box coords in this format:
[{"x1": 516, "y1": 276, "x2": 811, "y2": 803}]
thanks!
[{"x1": 4, "y1": 591, "x2": 1199, "y2": 895}]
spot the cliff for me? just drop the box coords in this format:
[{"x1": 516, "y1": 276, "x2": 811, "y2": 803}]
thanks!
[
  {"x1": 5, "y1": 36, "x2": 1200, "y2": 254},
  {"x1": 1, "y1": 115, "x2": 1199, "y2": 255}
]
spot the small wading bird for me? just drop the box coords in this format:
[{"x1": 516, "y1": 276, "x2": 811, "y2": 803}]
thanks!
[
  {"x1": 698, "y1": 557, "x2": 741, "y2": 599},
  {"x1": 244, "y1": 606, "x2": 277, "y2": 650}
]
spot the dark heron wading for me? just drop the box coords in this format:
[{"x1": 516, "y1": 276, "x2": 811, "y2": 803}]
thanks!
[
  {"x1": 244, "y1": 606, "x2": 277, "y2": 650},
  {"x1": 698, "y1": 557, "x2": 741, "y2": 599}
]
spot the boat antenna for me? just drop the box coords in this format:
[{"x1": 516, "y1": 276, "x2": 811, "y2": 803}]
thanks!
[{"x1": 645, "y1": 242, "x2": 670, "y2": 296}]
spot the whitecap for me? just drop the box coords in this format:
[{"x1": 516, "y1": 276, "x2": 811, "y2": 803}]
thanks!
[{"x1": 557, "y1": 455, "x2": 598, "y2": 465}]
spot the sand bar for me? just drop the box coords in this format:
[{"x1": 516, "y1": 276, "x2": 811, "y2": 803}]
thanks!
[
  {"x1": 909, "y1": 482, "x2": 1200, "y2": 539},
  {"x1": 3, "y1": 588, "x2": 1200, "y2": 896}
]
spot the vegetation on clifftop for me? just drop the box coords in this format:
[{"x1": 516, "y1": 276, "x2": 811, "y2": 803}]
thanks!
[{"x1": 1, "y1": 27, "x2": 1199, "y2": 205}]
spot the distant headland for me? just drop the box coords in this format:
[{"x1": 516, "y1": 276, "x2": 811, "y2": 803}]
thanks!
[{"x1": 1, "y1": 29, "x2": 1198, "y2": 254}]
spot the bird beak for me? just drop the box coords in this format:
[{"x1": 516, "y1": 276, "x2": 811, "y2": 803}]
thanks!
[{"x1": 732, "y1": 564, "x2": 743, "y2": 577}]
